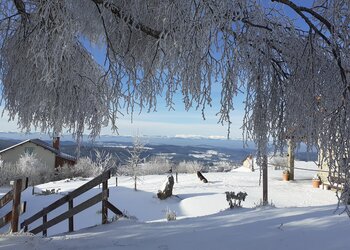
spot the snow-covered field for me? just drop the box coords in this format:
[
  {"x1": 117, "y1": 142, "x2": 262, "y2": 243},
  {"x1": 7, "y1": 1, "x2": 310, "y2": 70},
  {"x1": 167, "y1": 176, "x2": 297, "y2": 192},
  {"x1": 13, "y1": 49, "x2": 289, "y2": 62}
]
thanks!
[{"x1": 1, "y1": 161, "x2": 350, "y2": 250}]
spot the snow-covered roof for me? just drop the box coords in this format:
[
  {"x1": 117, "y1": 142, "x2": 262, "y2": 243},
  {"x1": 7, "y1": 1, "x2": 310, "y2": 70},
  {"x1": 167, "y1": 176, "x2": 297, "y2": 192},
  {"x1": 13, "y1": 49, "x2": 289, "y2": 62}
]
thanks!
[{"x1": 0, "y1": 138, "x2": 76, "y2": 161}]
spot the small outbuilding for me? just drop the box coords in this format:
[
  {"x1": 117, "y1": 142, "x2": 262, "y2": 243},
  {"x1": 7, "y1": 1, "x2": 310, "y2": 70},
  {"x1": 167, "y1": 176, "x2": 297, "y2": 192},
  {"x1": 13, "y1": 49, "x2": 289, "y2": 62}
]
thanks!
[{"x1": 0, "y1": 137, "x2": 76, "y2": 169}]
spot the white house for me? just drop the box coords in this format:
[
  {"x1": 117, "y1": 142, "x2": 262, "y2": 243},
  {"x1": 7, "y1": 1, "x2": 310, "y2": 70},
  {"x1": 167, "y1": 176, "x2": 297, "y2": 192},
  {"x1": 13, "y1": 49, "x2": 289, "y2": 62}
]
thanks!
[{"x1": 0, "y1": 137, "x2": 76, "y2": 169}]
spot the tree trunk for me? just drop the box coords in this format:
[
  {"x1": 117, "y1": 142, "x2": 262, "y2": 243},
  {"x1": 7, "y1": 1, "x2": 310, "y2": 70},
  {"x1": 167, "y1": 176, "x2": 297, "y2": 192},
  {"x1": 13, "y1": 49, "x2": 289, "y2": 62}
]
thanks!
[
  {"x1": 262, "y1": 155, "x2": 268, "y2": 205},
  {"x1": 288, "y1": 139, "x2": 295, "y2": 180},
  {"x1": 157, "y1": 175, "x2": 174, "y2": 200},
  {"x1": 197, "y1": 171, "x2": 208, "y2": 183}
]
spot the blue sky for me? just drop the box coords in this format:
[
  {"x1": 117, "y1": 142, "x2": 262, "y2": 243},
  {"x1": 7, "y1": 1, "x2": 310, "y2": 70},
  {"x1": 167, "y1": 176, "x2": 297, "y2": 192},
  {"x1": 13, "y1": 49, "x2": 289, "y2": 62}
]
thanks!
[
  {"x1": 0, "y1": 96, "x2": 246, "y2": 139},
  {"x1": 88, "y1": 42, "x2": 246, "y2": 139}
]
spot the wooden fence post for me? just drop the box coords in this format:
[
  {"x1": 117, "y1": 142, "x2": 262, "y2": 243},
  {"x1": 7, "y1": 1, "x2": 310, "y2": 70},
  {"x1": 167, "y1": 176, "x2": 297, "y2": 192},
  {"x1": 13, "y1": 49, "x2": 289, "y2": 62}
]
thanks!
[
  {"x1": 115, "y1": 176, "x2": 118, "y2": 187},
  {"x1": 11, "y1": 179, "x2": 22, "y2": 232},
  {"x1": 43, "y1": 214, "x2": 47, "y2": 236},
  {"x1": 102, "y1": 179, "x2": 108, "y2": 224},
  {"x1": 68, "y1": 199, "x2": 74, "y2": 232}
]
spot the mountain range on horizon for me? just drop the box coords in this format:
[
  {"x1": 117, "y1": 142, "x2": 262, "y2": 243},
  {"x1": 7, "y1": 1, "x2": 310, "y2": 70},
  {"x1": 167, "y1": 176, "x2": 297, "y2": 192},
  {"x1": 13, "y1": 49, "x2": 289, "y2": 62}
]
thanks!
[
  {"x1": 0, "y1": 131, "x2": 253, "y2": 149},
  {"x1": 0, "y1": 131, "x2": 317, "y2": 165}
]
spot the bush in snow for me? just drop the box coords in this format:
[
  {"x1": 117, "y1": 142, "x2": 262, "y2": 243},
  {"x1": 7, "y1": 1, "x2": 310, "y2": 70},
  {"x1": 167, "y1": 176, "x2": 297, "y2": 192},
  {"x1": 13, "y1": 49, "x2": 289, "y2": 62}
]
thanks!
[
  {"x1": 69, "y1": 157, "x2": 100, "y2": 178},
  {"x1": 17, "y1": 152, "x2": 53, "y2": 185},
  {"x1": 269, "y1": 155, "x2": 288, "y2": 170},
  {"x1": 165, "y1": 208, "x2": 176, "y2": 221},
  {"x1": 57, "y1": 150, "x2": 116, "y2": 180},
  {"x1": 1, "y1": 153, "x2": 54, "y2": 186},
  {"x1": 254, "y1": 199, "x2": 275, "y2": 208},
  {"x1": 55, "y1": 163, "x2": 76, "y2": 180},
  {"x1": 225, "y1": 191, "x2": 248, "y2": 209},
  {"x1": 176, "y1": 161, "x2": 202, "y2": 173},
  {"x1": 0, "y1": 157, "x2": 22, "y2": 186},
  {"x1": 141, "y1": 156, "x2": 173, "y2": 175},
  {"x1": 214, "y1": 161, "x2": 236, "y2": 172}
]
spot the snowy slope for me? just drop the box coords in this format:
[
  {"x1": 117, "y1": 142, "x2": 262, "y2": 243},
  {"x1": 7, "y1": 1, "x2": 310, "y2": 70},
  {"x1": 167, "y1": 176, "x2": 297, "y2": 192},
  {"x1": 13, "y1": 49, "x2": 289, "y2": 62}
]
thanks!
[{"x1": 1, "y1": 161, "x2": 350, "y2": 250}]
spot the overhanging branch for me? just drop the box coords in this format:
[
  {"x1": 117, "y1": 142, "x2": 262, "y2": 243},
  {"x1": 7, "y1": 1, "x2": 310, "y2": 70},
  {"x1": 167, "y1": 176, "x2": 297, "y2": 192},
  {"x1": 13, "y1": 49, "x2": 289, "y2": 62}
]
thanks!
[
  {"x1": 91, "y1": 0, "x2": 164, "y2": 40},
  {"x1": 13, "y1": 0, "x2": 28, "y2": 20}
]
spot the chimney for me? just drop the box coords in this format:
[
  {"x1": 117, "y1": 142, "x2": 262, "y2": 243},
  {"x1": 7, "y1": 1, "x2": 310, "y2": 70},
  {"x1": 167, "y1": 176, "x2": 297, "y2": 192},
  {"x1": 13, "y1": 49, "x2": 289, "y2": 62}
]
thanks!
[{"x1": 53, "y1": 137, "x2": 60, "y2": 151}]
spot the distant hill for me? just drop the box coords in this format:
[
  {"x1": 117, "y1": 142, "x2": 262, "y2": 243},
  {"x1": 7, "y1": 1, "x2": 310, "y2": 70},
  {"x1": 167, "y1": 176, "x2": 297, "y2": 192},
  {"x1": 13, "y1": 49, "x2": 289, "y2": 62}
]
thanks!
[{"x1": 0, "y1": 132, "x2": 317, "y2": 166}]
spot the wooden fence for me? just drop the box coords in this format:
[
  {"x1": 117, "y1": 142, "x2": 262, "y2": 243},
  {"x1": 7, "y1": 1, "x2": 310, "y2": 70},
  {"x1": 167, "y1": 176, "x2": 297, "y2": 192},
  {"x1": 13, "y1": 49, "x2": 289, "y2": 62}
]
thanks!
[
  {"x1": 21, "y1": 170, "x2": 124, "y2": 236},
  {"x1": 0, "y1": 177, "x2": 28, "y2": 232}
]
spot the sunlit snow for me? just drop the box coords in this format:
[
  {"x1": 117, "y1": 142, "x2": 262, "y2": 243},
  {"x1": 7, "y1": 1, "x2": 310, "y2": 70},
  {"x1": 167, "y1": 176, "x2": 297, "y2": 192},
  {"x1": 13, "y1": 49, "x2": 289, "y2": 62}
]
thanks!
[{"x1": 1, "y1": 161, "x2": 350, "y2": 250}]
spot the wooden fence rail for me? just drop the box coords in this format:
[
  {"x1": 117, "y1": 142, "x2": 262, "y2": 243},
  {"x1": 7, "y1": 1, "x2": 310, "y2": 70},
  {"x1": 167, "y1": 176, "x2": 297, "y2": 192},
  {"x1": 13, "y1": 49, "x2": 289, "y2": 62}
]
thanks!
[
  {"x1": 21, "y1": 170, "x2": 124, "y2": 236},
  {"x1": 0, "y1": 177, "x2": 28, "y2": 232}
]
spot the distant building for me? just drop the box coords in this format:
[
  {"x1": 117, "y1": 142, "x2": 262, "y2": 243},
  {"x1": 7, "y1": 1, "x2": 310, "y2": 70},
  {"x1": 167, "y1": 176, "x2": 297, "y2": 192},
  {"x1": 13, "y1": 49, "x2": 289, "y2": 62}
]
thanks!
[
  {"x1": 243, "y1": 155, "x2": 254, "y2": 171},
  {"x1": 318, "y1": 149, "x2": 346, "y2": 190},
  {"x1": 0, "y1": 137, "x2": 76, "y2": 168}
]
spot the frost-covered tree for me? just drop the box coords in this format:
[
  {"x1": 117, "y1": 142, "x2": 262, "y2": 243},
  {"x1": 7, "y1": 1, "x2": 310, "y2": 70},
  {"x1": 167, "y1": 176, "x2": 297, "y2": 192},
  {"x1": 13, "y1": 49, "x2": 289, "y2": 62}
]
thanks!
[
  {"x1": 123, "y1": 136, "x2": 147, "y2": 191},
  {"x1": 0, "y1": 156, "x2": 21, "y2": 186},
  {"x1": 17, "y1": 152, "x2": 53, "y2": 185},
  {"x1": 94, "y1": 149, "x2": 117, "y2": 173},
  {"x1": 1, "y1": 0, "x2": 350, "y2": 212}
]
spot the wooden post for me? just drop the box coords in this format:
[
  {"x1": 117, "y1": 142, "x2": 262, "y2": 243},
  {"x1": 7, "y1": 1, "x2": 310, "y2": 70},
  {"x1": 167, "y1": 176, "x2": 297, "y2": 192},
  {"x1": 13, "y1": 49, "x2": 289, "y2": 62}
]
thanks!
[
  {"x1": 11, "y1": 179, "x2": 22, "y2": 232},
  {"x1": 43, "y1": 214, "x2": 47, "y2": 236},
  {"x1": 102, "y1": 180, "x2": 108, "y2": 224},
  {"x1": 115, "y1": 176, "x2": 118, "y2": 187},
  {"x1": 134, "y1": 175, "x2": 137, "y2": 191},
  {"x1": 288, "y1": 139, "x2": 295, "y2": 180},
  {"x1": 68, "y1": 199, "x2": 74, "y2": 232},
  {"x1": 176, "y1": 172, "x2": 178, "y2": 183},
  {"x1": 262, "y1": 155, "x2": 268, "y2": 205}
]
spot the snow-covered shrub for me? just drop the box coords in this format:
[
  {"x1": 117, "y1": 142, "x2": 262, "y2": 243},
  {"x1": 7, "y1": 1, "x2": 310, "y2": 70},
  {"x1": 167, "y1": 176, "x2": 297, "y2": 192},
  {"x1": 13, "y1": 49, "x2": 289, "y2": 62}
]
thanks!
[
  {"x1": 94, "y1": 150, "x2": 116, "y2": 173},
  {"x1": 176, "y1": 161, "x2": 202, "y2": 173},
  {"x1": 225, "y1": 191, "x2": 247, "y2": 209},
  {"x1": 0, "y1": 158, "x2": 22, "y2": 186},
  {"x1": 57, "y1": 151, "x2": 116, "y2": 180},
  {"x1": 269, "y1": 155, "x2": 288, "y2": 170},
  {"x1": 39, "y1": 189, "x2": 59, "y2": 195},
  {"x1": 142, "y1": 156, "x2": 173, "y2": 175},
  {"x1": 17, "y1": 152, "x2": 53, "y2": 185},
  {"x1": 71, "y1": 157, "x2": 101, "y2": 178},
  {"x1": 214, "y1": 161, "x2": 235, "y2": 172},
  {"x1": 165, "y1": 208, "x2": 176, "y2": 221},
  {"x1": 55, "y1": 163, "x2": 76, "y2": 180},
  {"x1": 254, "y1": 199, "x2": 275, "y2": 208}
]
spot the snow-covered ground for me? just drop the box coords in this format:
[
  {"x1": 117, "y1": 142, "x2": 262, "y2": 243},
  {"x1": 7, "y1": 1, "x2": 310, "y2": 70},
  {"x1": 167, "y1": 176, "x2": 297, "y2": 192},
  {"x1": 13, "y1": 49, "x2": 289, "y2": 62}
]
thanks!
[{"x1": 1, "y1": 161, "x2": 350, "y2": 250}]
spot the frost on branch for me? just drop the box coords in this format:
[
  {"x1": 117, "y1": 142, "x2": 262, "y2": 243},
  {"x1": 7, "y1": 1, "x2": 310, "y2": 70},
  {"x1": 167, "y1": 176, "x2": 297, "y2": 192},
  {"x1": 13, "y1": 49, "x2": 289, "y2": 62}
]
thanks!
[
  {"x1": 1, "y1": 0, "x2": 108, "y2": 139},
  {"x1": 0, "y1": 1, "x2": 350, "y2": 213}
]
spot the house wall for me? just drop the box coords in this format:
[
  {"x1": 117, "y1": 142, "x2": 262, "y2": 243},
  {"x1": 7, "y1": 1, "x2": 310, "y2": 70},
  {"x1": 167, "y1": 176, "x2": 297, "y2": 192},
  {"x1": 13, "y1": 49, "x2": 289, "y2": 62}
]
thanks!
[{"x1": 0, "y1": 141, "x2": 56, "y2": 169}]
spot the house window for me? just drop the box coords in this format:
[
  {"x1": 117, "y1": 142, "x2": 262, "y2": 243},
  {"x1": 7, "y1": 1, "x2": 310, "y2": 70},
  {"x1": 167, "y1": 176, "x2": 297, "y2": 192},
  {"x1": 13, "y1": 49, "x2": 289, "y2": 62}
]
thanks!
[{"x1": 24, "y1": 147, "x2": 34, "y2": 155}]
